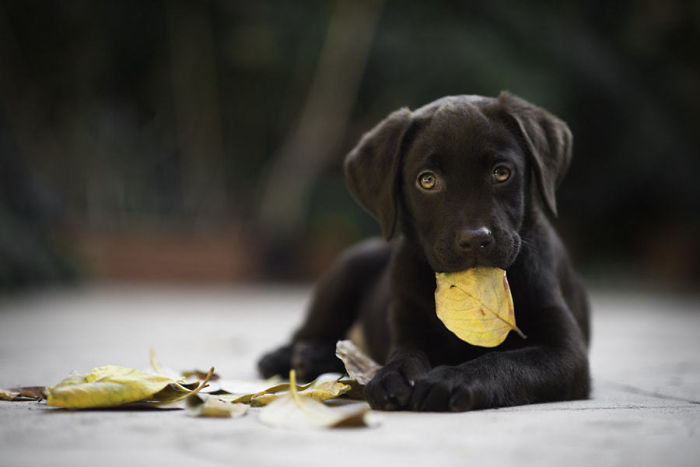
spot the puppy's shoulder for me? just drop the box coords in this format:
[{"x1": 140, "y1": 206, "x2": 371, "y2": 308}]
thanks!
[{"x1": 330, "y1": 237, "x2": 393, "y2": 281}]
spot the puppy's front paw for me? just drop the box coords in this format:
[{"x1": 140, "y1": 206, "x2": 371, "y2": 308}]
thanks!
[
  {"x1": 410, "y1": 366, "x2": 477, "y2": 412},
  {"x1": 291, "y1": 341, "x2": 344, "y2": 382},
  {"x1": 365, "y1": 355, "x2": 429, "y2": 411},
  {"x1": 258, "y1": 341, "x2": 344, "y2": 381},
  {"x1": 257, "y1": 344, "x2": 293, "y2": 379}
]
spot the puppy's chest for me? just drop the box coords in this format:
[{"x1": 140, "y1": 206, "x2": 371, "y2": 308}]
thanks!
[{"x1": 423, "y1": 321, "x2": 491, "y2": 365}]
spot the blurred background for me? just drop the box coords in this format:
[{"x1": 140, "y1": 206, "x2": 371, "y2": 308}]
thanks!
[{"x1": 1, "y1": 0, "x2": 699, "y2": 292}]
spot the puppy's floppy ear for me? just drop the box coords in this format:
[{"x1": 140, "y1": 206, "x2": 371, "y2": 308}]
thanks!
[
  {"x1": 344, "y1": 108, "x2": 412, "y2": 239},
  {"x1": 498, "y1": 91, "x2": 572, "y2": 217}
]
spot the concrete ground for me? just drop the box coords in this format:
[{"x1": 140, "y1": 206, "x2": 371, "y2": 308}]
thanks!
[{"x1": 0, "y1": 284, "x2": 698, "y2": 467}]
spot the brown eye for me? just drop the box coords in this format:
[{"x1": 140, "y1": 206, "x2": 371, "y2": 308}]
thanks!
[
  {"x1": 418, "y1": 172, "x2": 438, "y2": 190},
  {"x1": 492, "y1": 165, "x2": 511, "y2": 183}
]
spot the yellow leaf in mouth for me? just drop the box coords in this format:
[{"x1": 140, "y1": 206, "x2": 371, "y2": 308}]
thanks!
[{"x1": 435, "y1": 267, "x2": 526, "y2": 347}]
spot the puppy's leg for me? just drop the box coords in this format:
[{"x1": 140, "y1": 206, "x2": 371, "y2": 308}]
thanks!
[
  {"x1": 258, "y1": 239, "x2": 391, "y2": 381},
  {"x1": 363, "y1": 245, "x2": 437, "y2": 410},
  {"x1": 409, "y1": 346, "x2": 589, "y2": 411},
  {"x1": 409, "y1": 321, "x2": 590, "y2": 412}
]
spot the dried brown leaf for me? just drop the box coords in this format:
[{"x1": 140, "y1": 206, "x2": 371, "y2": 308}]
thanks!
[
  {"x1": 335, "y1": 340, "x2": 381, "y2": 385},
  {"x1": 0, "y1": 386, "x2": 46, "y2": 401}
]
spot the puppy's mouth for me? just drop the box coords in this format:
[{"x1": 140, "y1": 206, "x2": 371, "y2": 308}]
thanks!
[
  {"x1": 428, "y1": 234, "x2": 521, "y2": 273},
  {"x1": 432, "y1": 256, "x2": 500, "y2": 274}
]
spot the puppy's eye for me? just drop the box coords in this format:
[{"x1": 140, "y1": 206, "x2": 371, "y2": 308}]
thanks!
[
  {"x1": 492, "y1": 165, "x2": 511, "y2": 183},
  {"x1": 417, "y1": 172, "x2": 439, "y2": 190}
]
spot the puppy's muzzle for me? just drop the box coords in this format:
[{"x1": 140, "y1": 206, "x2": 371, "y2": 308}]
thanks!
[{"x1": 456, "y1": 226, "x2": 493, "y2": 253}]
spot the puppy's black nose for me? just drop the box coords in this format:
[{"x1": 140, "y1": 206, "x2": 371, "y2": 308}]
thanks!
[{"x1": 457, "y1": 227, "x2": 493, "y2": 251}]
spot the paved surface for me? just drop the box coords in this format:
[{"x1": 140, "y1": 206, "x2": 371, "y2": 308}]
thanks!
[{"x1": 0, "y1": 285, "x2": 698, "y2": 467}]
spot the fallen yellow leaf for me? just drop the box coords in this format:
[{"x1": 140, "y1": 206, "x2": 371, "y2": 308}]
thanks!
[
  {"x1": 46, "y1": 366, "x2": 176, "y2": 408},
  {"x1": 435, "y1": 267, "x2": 526, "y2": 347},
  {"x1": 232, "y1": 377, "x2": 350, "y2": 407},
  {"x1": 186, "y1": 393, "x2": 248, "y2": 418},
  {"x1": 46, "y1": 365, "x2": 213, "y2": 409},
  {"x1": 258, "y1": 370, "x2": 372, "y2": 429}
]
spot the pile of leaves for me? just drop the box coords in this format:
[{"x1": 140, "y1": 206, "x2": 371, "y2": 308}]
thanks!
[{"x1": 0, "y1": 344, "x2": 379, "y2": 429}]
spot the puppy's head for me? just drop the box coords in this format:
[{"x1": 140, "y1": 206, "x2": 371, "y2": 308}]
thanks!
[{"x1": 345, "y1": 92, "x2": 572, "y2": 272}]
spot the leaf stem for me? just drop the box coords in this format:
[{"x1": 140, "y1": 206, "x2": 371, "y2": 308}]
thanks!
[
  {"x1": 167, "y1": 367, "x2": 214, "y2": 403},
  {"x1": 149, "y1": 348, "x2": 164, "y2": 374},
  {"x1": 289, "y1": 370, "x2": 303, "y2": 407}
]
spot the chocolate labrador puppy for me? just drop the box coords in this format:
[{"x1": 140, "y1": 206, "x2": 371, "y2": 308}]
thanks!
[{"x1": 258, "y1": 92, "x2": 590, "y2": 412}]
